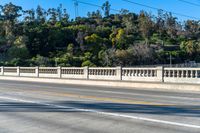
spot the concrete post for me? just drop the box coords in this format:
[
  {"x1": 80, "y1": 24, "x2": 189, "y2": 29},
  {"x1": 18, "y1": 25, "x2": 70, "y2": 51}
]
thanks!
[
  {"x1": 35, "y1": 66, "x2": 39, "y2": 77},
  {"x1": 17, "y1": 66, "x2": 20, "y2": 76},
  {"x1": 116, "y1": 66, "x2": 122, "y2": 80},
  {"x1": 0, "y1": 66, "x2": 4, "y2": 76},
  {"x1": 156, "y1": 66, "x2": 164, "y2": 82},
  {"x1": 57, "y1": 66, "x2": 62, "y2": 78},
  {"x1": 84, "y1": 66, "x2": 89, "y2": 80}
]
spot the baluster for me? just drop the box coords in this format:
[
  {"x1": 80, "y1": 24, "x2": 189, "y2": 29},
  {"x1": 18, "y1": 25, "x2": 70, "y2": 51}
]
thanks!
[
  {"x1": 137, "y1": 70, "x2": 140, "y2": 77},
  {"x1": 173, "y1": 70, "x2": 175, "y2": 78},
  {"x1": 109, "y1": 70, "x2": 111, "y2": 76},
  {"x1": 169, "y1": 70, "x2": 172, "y2": 77},
  {"x1": 150, "y1": 70, "x2": 152, "y2": 77},
  {"x1": 147, "y1": 70, "x2": 150, "y2": 77},
  {"x1": 177, "y1": 70, "x2": 179, "y2": 77},
  {"x1": 186, "y1": 70, "x2": 188, "y2": 78},
  {"x1": 178, "y1": 70, "x2": 181, "y2": 77},
  {"x1": 130, "y1": 70, "x2": 132, "y2": 76},
  {"x1": 195, "y1": 70, "x2": 198, "y2": 78},
  {"x1": 191, "y1": 70, "x2": 194, "y2": 78},
  {"x1": 181, "y1": 70, "x2": 184, "y2": 78},
  {"x1": 95, "y1": 69, "x2": 97, "y2": 75},
  {"x1": 164, "y1": 70, "x2": 167, "y2": 77},
  {"x1": 189, "y1": 70, "x2": 192, "y2": 78}
]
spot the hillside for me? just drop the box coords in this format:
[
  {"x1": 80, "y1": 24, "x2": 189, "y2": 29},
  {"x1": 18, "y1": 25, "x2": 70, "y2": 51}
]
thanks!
[{"x1": 0, "y1": 1, "x2": 200, "y2": 67}]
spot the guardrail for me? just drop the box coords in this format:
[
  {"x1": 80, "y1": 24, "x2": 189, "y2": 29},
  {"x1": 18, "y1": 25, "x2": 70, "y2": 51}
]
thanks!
[{"x1": 0, "y1": 66, "x2": 200, "y2": 84}]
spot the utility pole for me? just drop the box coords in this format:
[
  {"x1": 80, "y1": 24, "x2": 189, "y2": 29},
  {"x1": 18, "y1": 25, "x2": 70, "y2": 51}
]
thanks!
[
  {"x1": 74, "y1": 0, "x2": 79, "y2": 18},
  {"x1": 170, "y1": 53, "x2": 172, "y2": 68}
]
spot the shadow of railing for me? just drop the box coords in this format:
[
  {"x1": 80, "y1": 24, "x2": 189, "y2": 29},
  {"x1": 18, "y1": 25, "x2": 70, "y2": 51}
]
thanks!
[{"x1": 0, "y1": 101, "x2": 200, "y2": 117}]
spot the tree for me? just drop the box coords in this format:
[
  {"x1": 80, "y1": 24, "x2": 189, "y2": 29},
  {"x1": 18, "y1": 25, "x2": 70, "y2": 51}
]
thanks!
[
  {"x1": 87, "y1": 10, "x2": 102, "y2": 19},
  {"x1": 36, "y1": 5, "x2": 46, "y2": 23},
  {"x1": 164, "y1": 12, "x2": 177, "y2": 40},
  {"x1": 138, "y1": 11, "x2": 153, "y2": 45},
  {"x1": 114, "y1": 49, "x2": 130, "y2": 66},
  {"x1": 0, "y1": 2, "x2": 22, "y2": 23},
  {"x1": 121, "y1": 11, "x2": 138, "y2": 34},
  {"x1": 100, "y1": 48, "x2": 116, "y2": 66},
  {"x1": 102, "y1": 1, "x2": 111, "y2": 17},
  {"x1": 47, "y1": 8, "x2": 58, "y2": 24},
  {"x1": 184, "y1": 20, "x2": 200, "y2": 40},
  {"x1": 67, "y1": 43, "x2": 74, "y2": 56},
  {"x1": 0, "y1": 3, "x2": 22, "y2": 45},
  {"x1": 82, "y1": 60, "x2": 96, "y2": 67},
  {"x1": 76, "y1": 31, "x2": 87, "y2": 51},
  {"x1": 84, "y1": 33, "x2": 104, "y2": 53},
  {"x1": 7, "y1": 45, "x2": 29, "y2": 59},
  {"x1": 62, "y1": 8, "x2": 69, "y2": 23},
  {"x1": 110, "y1": 28, "x2": 128, "y2": 49},
  {"x1": 115, "y1": 28, "x2": 127, "y2": 49},
  {"x1": 25, "y1": 25, "x2": 50, "y2": 56},
  {"x1": 57, "y1": 4, "x2": 63, "y2": 21},
  {"x1": 180, "y1": 40, "x2": 200, "y2": 57},
  {"x1": 31, "y1": 55, "x2": 51, "y2": 66},
  {"x1": 130, "y1": 44, "x2": 155, "y2": 65},
  {"x1": 23, "y1": 9, "x2": 35, "y2": 23},
  {"x1": 155, "y1": 10, "x2": 165, "y2": 44}
]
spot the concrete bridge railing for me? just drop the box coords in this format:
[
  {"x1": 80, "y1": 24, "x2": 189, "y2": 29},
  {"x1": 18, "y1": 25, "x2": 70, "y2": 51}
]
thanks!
[{"x1": 0, "y1": 66, "x2": 200, "y2": 84}]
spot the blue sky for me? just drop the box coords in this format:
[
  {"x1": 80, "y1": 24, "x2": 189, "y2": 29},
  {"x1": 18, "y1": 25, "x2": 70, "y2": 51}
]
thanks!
[{"x1": 0, "y1": 0, "x2": 200, "y2": 21}]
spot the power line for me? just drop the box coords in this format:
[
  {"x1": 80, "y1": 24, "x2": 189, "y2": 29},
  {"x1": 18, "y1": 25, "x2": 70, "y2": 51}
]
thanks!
[
  {"x1": 122, "y1": 0, "x2": 200, "y2": 20},
  {"x1": 74, "y1": 0, "x2": 79, "y2": 18},
  {"x1": 72, "y1": 0, "x2": 200, "y2": 20},
  {"x1": 178, "y1": 0, "x2": 200, "y2": 7},
  {"x1": 72, "y1": 0, "x2": 121, "y2": 12}
]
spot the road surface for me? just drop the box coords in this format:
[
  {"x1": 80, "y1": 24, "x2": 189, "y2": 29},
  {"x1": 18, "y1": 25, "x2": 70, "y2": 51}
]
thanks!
[{"x1": 0, "y1": 80, "x2": 200, "y2": 133}]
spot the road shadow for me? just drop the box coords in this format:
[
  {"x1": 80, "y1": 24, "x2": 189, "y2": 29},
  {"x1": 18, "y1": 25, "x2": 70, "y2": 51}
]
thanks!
[{"x1": 0, "y1": 101, "x2": 200, "y2": 117}]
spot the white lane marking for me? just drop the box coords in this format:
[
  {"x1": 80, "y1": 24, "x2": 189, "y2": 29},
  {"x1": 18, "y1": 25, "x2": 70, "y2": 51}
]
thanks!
[
  {"x1": 0, "y1": 96, "x2": 200, "y2": 129},
  {"x1": 0, "y1": 82, "x2": 199, "y2": 101}
]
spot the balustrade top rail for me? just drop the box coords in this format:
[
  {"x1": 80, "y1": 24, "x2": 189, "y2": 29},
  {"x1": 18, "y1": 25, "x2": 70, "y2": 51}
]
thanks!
[{"x1": 0, "y1": 66, "x2": 199, "y2": 84}]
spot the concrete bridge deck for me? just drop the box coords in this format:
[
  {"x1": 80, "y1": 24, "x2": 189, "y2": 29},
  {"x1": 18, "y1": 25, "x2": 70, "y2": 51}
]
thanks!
[{"x1": 0, "y1": 80, "x2": 200, "y2": 133}]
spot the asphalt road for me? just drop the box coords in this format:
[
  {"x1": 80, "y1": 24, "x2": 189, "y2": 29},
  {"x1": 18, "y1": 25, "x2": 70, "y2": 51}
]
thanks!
[{"x1": 0, "y1": 80, "x2": 200, "y2": 133}]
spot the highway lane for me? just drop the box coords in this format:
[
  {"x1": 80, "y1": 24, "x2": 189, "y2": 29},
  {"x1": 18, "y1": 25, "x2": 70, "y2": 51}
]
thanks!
[{"x1": 0, "y1": 80, "x2": 200, "y2": 133}]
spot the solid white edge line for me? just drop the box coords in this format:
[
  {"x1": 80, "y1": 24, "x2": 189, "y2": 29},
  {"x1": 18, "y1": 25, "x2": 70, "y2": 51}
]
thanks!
[{"x1": 0, "y1": 96, "x2": 200, "y2": 129}]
